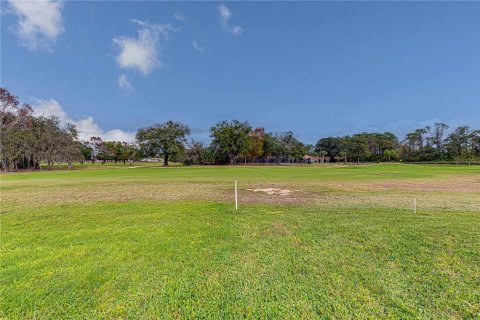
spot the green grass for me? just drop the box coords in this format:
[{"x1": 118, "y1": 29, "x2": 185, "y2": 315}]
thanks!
[
  {"x1": 1, "y1": 164, "x2": 479, "y2": 318},
  {"x1": 7, "y1": 162, "x2": 480, "y2": 184}
]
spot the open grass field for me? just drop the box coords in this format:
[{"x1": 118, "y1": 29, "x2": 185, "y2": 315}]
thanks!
[{"x1": 1, "y1": 164, "x2": 479, "y2": 318}]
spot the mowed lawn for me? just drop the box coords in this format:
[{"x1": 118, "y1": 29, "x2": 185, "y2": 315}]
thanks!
[{"x1": 1, "y1": 164, "x2": 479, "y2": 318}]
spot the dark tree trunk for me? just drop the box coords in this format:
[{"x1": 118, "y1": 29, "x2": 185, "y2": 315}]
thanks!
[{"x1": 164, "y1": 154, "x2": 169, "y2": 166}]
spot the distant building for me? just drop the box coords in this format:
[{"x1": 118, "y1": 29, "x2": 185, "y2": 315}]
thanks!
[
  {"x1": 141, "y1": 157, "x2": 164, "y2": 163},
  {"x1": 303, "y1": 155, "x2": 331, "y2": 163},
  {"x1": 303, "y1": 155, "x2": 320, "y2": 163}
]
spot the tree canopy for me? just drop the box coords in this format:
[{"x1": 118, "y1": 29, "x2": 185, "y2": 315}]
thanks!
[
  {"x1": 1, "y1": 88, "x2": 84, "y2": 171},
  {"x1": 136, "y1": 121, "x2": 191, "y2": 166},
  {"x1": 210, "y1": 120, "x2": 252, "y2": 164},
  {"x1": 2, "y1": 87, "x2": 480, "y2": 171}
]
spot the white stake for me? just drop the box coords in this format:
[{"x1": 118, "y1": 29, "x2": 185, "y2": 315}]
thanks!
[
  {"x1": 413, "y1": 198, "x2": 417, "y2": 214},
  {"x1": 234, "y1": 180, "x2": 238, "y2": 211}
]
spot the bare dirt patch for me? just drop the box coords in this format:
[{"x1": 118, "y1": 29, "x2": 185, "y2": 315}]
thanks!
[{"x1": 247, "y1": 188, "x2": 291, "y2": 196}]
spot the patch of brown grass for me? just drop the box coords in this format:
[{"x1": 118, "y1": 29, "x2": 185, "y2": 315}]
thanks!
[{"x1": 2, "y1": 175, "x2": 478, "y2": 212}]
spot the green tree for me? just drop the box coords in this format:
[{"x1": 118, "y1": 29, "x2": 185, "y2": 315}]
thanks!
[
  {"x1": 263, "y1": 133, "x2": 283, "y2": 164},
  {"x1": 119, "y1": 143, "x2": 139, "y2": 165},
  {"x1": 136, "y1": 121, "x2": 190, "y2": 166},
  {"x1": 80, "y1": 143, "x2": 93, "y2": 164},
  {"x1": 347, "y1": 134, "x2": 370, "y2": 164},
  {"x1": 430, "y1": 123, "x2": 449, "y2": 153},
  {"x1": 247, "y1": 127, "x2": 265, "y2": 163},
  {"x1": 383, "y1": 149, "x2": 397, "y2": 162},
  {"x1": 278, "y1": 131, "x2": 305, "y2": 163},
  {"x1": 315, "y1": 137, "x2": 344, "y2": 160},
  {"x1": 200, "y1": 147, "x2": 216, "y2": 165},
  {"x1": 184, "y1": 140, "x2": 206, "y2": 165},
  {"x1": 210, "y1": 120, "x2": 252, "y2": 164},
  {"x1": 445, "y1": 126, "x2": 472, "y2": 160},
  {"x1": 471, "y1": 130, "x2": 480, "y2": 158}
]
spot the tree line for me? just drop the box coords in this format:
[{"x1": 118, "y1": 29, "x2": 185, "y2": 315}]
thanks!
[
  {"x1": 315, "y1": 124, "x2": 480, "y2": 163},
  {"x1": 1, "y1": 88, "x2": 83, "y2": 171},
  {"x1": 1, "y1": 87, "x2": 479, "y2": 171}
]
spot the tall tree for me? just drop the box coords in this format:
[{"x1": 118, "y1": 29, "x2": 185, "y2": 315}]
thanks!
[
  {"x1": 315, "y1": 137, "x2": 344, "y2": 160},
  {"x1": 185, "y1": 139, "x2": 206, "y2": 165},
  {"x1": 262, "y1": 133, "x2": 283, "y2": 164},
  {"x1": 384, "y1": 149, "x2": 397, "y2": 162},
  {"x1": 89, "y1": 137, "x2": 104, "y2": 164},
  {"x1": 470, "y1": 130, "x2": 480, "y2": 158},
  {"x1": 210, "y1": 120, "x2": 252, "y2": 164},
  {"x1": 80, "y1": 143, "x2": 93, "y2": 164},
  {"x1": 445, "y1": 126, "x2": 472, "y2": 160},
  {"x1": 347, "y1": 134, "x2": 370, "y2": 164},
  {"x1": 430, "y1": 123, "x2": 449, "y2": 152},
  {"x1": 0, "y1": 88, "x2": 35, "y2": 171},
  {"x1": 277, "y1": 131, "x2": 306, "y2": 163},
  {"x1": 136, "y1": 121, "x2": 190, "y2": 166},
  {"x1": 247, "y1": 127, "x2": 265, "y2": 163}
]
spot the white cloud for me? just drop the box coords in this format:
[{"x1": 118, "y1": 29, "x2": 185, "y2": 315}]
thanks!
[
  {"x1": 113, "y1": 19, "x2": 175, "y2": 75},
  {"x1": 102, "y1": 129, "x2": 136, "y2": 142},
  {"x1": 117, "y1": 74, "x2": 134, "y2": 93},
  {"x1": 8, "y1": 0, "x2": 64, "y2": 51},
  {"x1": 192, "y1": 40, "x2": 205, "y2": 53},
  {"x1": 33, "y1": 99, "x2": 135, "y2": 142},
  {"x1": 218, "y1": 4, "x2": 243, "y2": 36},
  {"x1": 33, "y1": 98, "x2": 69, "y2": 121},
  {"x1": 173, "y1": 12, "x2": 186, "y2": 22}
]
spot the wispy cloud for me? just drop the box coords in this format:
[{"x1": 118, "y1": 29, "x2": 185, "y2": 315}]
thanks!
[
  {"x1": 7, "y1": 0, "x2": 64, "y2": 51},
  {"x1": 192, "y1": 40, "x2": 205, "y2": 53},
  {"x1": 117, "y1": 74, "x2": 134, "y2": 93},
  {"x1": 173, "y1": 12, "x2": 186, "y2": 22},
  {"x1": 33, "y1": 99, "x2": 135, "y2": 142},
  {"x1": 217, "y1": 4, "x2": 243, "y2": 36},
  {"x1": 113, "y1": 19, "x2": 175, "y2": 75}
]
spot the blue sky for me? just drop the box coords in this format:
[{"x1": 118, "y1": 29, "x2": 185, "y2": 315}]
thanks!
[{"x1": 1, "y1": 1, "x2": 479, "y2": 142}]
